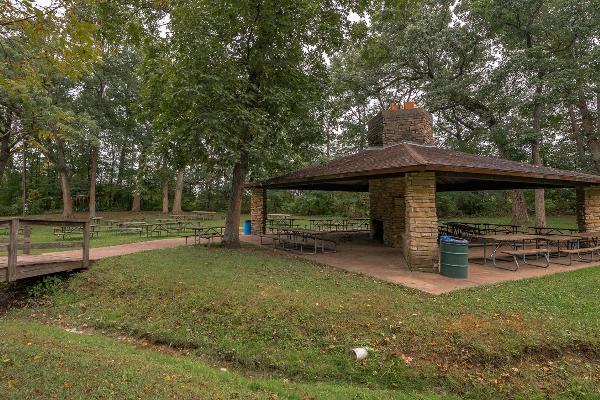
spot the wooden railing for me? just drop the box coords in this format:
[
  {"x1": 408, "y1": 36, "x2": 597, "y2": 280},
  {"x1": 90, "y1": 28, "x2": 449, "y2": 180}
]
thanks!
[{"x1": 1, "y1": 217, "x2": 91, "y2": 282}]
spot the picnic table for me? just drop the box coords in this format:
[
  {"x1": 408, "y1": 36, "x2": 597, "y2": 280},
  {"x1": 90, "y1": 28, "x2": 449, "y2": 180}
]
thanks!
[
  {"x1": 189, "y1": 226, "x2": 225, "y2": 246},
  {"x1": 555, "y1": 232, "x2": 600, "y2": 264},
  {"x1": 472, "y1": 233, "x2": 594, "y2": 270},
  {"x1": 275, "y1": 227, "x2": 336, "y2": 254},
  {"x1": 472, "y1": 234, "x2": 549, "y2": 270},
  {"x1": 156, "y1": 218, "x2": 177, "y2": 223},
  {"x1": 114, "y1": 221, "x2": 146, "y2": 235},
  {"x1": 54, "y1": 224, "x2": 99, "y2": 240},
  {"x1": 306, "y1": 218, "x2": 369, "y2": 232},
  {"x1": 266, "y1": 218, "x2": 300, "y2": 231},
  {"x1": 444, "y1": 221, "x2": 523, "y2": 238},
  {"x1": 191, "y1": 211, "x2": 218, "y2": 220},
  {"x1": 140, "y1": 219, "x2": 191, "y2": 237},
  {"x1": 267, "y1": 213, "x2": 291, "y2": 219}
]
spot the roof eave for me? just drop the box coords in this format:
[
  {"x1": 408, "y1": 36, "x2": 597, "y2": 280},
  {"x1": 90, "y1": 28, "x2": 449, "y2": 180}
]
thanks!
[{"x1": 246, "y1": 164, "x2": 600, "y2": 190}]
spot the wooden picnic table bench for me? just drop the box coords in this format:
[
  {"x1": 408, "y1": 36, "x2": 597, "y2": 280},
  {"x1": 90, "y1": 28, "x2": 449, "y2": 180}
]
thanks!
[
  {"x1": 471, "y1": 234, "x2": 547, "y2": 270},
  {"x1": 500, "y1": 248, "x2": 550, "y2": 270},
  {"x1": 256, "y1": 233, "x2": 279, "y2": 247},
  {"x1": 557, "y1": 245, "x2": 600, "y2": 265},
  {"x1": 114, "y1": 222, "x2": 145, "y2": 236},
  {"x1": 276, "y1": 227, "x2": 337, "y2": 254},
  {"x1": 53, "y1": 225, "x2": 99, "y2": 240},
  {"x1": 267, "y1": 213, "x2": 291, "y2": 219}
]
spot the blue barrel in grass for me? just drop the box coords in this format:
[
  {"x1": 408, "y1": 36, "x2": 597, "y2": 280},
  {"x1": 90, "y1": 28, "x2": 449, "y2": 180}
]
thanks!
[
  {"x1": 440, "y1": 236, "x2": 469, "y2": 279},
  {"x1": 243, "y1": 220, "x2": 252, "y2": 235}
]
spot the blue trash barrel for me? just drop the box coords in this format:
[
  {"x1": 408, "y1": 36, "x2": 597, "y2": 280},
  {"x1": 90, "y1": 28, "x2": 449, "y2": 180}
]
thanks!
[
  {"x1": 243, "y1": 220, "x2": 252, "y2": 235},
  {"x1": 440, "y1": 236, "x2": 469, "y2": 279}
]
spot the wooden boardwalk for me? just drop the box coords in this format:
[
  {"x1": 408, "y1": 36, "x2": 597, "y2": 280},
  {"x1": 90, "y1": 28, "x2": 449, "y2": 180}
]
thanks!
[{"x1": 1, "y1": 216, "x2": 190, "y2": 282}]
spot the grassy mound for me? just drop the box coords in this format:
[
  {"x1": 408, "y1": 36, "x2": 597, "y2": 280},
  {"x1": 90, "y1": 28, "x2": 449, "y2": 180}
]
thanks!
[{"x1": 6, "y1": 245, "x2": 600, "y2": 399}]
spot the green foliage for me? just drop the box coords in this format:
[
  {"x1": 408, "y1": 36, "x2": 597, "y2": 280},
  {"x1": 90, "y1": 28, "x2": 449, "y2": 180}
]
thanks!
[
  {"x1": 437, "y1": 189, "x2": 577, "y2": 219},
  {"x1": 26, "y1": 276, "x2": 63, "y2": 297},
  {"x1": 268, "y1": 190, "x2": 368, "y2": 217}
]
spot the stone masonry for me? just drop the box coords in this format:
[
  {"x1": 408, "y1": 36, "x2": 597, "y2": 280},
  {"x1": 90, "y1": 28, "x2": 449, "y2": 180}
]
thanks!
[
  {"x1": 404, "y1": 172, "x2": 439, "y2": 272},
  {"x1": 576, "y1": 186, "x2": 600, "y2": 232},
  {"x1": 367, "y1": 108, "x2": 434, "y2": 147},
  {"x1": 367, "y1": 106, "x2": 439, "y2": 272},
  {"x1": 250, "y1": 187, "x2": 267, "y2": 235},
  {"x1": 369, "y1": 177, "x2": 405, "y2": 247}
]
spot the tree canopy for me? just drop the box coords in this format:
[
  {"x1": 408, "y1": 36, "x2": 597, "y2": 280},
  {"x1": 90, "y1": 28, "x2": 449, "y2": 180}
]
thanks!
[{"x1": 0, "y1": 0, "x2": 598, "y2": 232}]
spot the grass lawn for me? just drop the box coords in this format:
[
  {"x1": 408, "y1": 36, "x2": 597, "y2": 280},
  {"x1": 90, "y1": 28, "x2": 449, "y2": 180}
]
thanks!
[
  {"x1": 0, "y1": 319, "x2": 441, "y2": 399},
  {"x1": 3, "y1": 244, "x2": 599, "y2": 399}
]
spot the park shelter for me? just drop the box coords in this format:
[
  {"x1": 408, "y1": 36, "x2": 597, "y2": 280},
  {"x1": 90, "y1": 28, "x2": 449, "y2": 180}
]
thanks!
[{"x1": 247, "y1": 104, "x2": 600, "y2": 272}]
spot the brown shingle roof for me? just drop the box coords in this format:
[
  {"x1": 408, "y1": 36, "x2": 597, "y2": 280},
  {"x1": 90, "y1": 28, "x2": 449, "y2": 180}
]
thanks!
[{"x1": 252, "y1": 142, "x2": 600, "y2": 189}]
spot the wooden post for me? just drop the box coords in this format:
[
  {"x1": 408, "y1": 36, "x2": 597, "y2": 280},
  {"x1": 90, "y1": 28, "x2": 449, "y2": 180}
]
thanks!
[
  {"x1": 82, "y1": 221, "x2": 90, "y2": 268},
  {"x1": 7, "y1": 218, "x2": 19, "y2": 282},
  {"x1": 23, "y1": 223, "x2": 31, "y2": 255}
]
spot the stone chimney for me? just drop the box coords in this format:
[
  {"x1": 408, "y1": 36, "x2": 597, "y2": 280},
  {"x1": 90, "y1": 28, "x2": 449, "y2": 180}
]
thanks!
[{"x1": 367, "y1": 102, "x2": 434, "y2": 147}]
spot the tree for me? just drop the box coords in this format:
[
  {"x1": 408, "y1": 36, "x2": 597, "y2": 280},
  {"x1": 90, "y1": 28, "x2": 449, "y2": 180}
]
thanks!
[
  {"x1": 147, "y1": 0, "x2": 355, "y2": 246},
  {"x1": 1, "y1": 0, "x2": 99, "y2": 216}
]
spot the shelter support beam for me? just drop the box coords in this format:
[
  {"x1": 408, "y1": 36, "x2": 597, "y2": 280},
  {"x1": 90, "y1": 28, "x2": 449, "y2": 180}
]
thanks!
[
  {"x1": 404, "y1": 172, "x2": 439, "y2": 272},
  {"x1": 576, "y1": 186, "x2": 600, "y2": 232},
  {"x1": 251, "y1": 187, "x2": 267, "y2": 235}
]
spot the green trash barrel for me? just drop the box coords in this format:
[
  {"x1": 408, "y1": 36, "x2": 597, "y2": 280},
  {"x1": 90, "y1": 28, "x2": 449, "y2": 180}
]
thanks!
[{"x1": 439, "y1": 236, "x2": 469, "y2": 279}]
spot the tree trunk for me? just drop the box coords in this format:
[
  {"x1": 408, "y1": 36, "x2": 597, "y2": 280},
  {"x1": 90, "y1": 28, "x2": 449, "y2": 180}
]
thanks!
[
  {"x1": 131, "y1": 146, "x2": 147, "y2": 212},
  {"x1": 222, "y1": 151, "x2": 249, "y2": 248},
  {"x1": 56, "y1": 141, "x2": 74, "y2": 218},
  {"x1": 532, "y1": 140, "x2": 546, "y2": 228},
  {"x1": 511, "y1": 190, "x2": 528, "y2": 226},
  {"x1": 88, "y1": 146, "x2": 98, "y2": 218},
  {"x1": 531, "y1": 86, "x2": 546, "y2": 228},
  {"x1": 576, "y1": 97, "x2": 600, "y2": 172},
  {"x1": 172, "y1": 169, "x2": 184, "y2": 214},
  {"x1": 116, "y1": 142, "x2": 127, "y2": 186},
  {"x1": 162, "y1": 175, "x2": 169, "y2": 213},
  {"x1": 568, "y1": 104, "x2": 586, "y2": 169},
  {"x1": 0, "y1": 119, "x2": 11, "y2": 183},
  {"x1": 59, "y1": 169, "x2": 74, "y2": 218},
  {"x1": 131, "y1": 192, "x2": 141, "y2": 212},
  {"x1": 22, "y1": 139, "x2": 27, "y2": 215}
]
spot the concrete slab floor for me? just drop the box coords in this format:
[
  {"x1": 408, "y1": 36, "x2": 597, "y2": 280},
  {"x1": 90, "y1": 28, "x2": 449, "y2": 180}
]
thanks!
[{"x1": 242, "y1": 233, "x2": 600, "y2": 295}]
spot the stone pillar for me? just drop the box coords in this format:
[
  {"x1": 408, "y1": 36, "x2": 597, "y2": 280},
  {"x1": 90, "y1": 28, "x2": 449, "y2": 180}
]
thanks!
[
  {"x1": 369, "y1": 177, "x2": 405, "y2": 247},
  {"x1": 250, "y1": 187, "x2": 266, "y2": 235},
  {"x1": 404, "y1": 172, "x2": 438, "y2": 272},
  {"x1": 576, "y1": 186, "x2": 600, "y2": 232}
]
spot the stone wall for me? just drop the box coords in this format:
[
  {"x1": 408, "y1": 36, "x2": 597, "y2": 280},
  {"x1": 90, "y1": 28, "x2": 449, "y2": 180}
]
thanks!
[
  {"x1": 367, "y1": 108, "x2": 434, "y2": 147},
  {"x1": 369, "y1": 172, "x2": 439, "y2": 272},
  {"x1": 369, "y1": 177, "x2": 405, "y2": 247},
  {"x1": 250, "y1": 187, "x2": 266, "y2": 235},
  {"x1": 404, "y1": 172, "x2": 438, "y2": 272},
  {"x1": 576, "y1": 186, "x2": 600, "y2": 232}
]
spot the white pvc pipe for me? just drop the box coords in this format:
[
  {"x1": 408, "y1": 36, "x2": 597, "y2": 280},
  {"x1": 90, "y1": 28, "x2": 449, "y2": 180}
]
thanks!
[{"x1": 350, "y1": 347, "x2": 368, "y2": 361}]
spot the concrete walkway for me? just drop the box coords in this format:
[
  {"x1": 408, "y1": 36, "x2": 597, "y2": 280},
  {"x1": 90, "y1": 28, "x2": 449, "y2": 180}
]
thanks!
[{"x1": 241, "y1": 233, "x2": 600, "y2": 295}]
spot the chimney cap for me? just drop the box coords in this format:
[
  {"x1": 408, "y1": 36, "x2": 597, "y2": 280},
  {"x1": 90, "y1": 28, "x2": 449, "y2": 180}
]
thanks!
[
  {"x1": 403, "y1": 101, "x2": 416, "y2": 110},
  {"x1": 389, "y1": 101, "x2": 400, "y2": 110}
]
